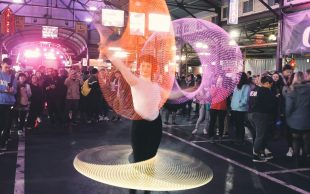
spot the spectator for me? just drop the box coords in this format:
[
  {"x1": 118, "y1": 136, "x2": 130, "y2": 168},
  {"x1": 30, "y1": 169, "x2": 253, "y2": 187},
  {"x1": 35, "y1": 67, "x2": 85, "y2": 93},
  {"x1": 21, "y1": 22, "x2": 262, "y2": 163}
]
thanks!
[
  {"x1": 27, "y1": 75, "x2": 44, "y2": 129},
  {"x1": 247, "y1": 71, "x2": 252, "y2": 79},
  {"x1": 286, "y1": 72, "x2": 310, "y2": 166},
  {"x1": 86, "y1": 68, "x2": 105, "y2": 123},
  {"x1": 231, "y1": 72, "x2": 251, "y2": 144},
  {"x1": 281, "y1": 65, "x2": 294, "y2": 157},
  {"x1": 0, "y1": 58, "x2": 17, "y2": 150},
  {"x1": 14, "y1": 73, "x2": 32, "y2": 134},
  {"x1": 64, "y1": 70, "x2": 83, "y2": 125},
  {"x1": 249, "y1": 75, "x2": 276, "y2": 162},
  {"x1": 43, "y1": 68, "x2": 63, "y2": 126}
]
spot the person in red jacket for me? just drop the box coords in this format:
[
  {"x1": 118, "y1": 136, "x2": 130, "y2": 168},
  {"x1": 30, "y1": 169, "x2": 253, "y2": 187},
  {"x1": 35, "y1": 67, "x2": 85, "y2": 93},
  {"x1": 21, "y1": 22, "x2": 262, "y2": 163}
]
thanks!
[{"x1": 207, "y1": 76, "x2": 229, "y2": 143}]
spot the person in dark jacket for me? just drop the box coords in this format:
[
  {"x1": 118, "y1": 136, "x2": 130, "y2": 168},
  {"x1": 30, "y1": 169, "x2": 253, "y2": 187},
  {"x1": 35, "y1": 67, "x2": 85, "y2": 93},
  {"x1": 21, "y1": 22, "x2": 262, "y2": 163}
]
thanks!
[
  {"x1": 286, "y1": 73, "x2": 310, "y2": 166},
  {"x1": 249, "y1": 75, "x2": 276, "y2": 162},
  {"x1": 27, "y1": 75, "x2": 44, "y2": 129},
  {"x1": 86, "y1": 68, "x2": 104, "y2": 122},
  {"x1": 43, "y1": 68, "x2": 64, "y2": 126}
]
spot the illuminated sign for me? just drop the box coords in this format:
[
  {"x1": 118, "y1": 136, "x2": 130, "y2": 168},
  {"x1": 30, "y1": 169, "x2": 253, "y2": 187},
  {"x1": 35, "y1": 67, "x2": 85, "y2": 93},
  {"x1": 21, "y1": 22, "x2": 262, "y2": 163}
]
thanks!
[
  {"x1": 102, "y1": 9, "x2": 124, "y2": 27},
  {"x1": 1, "y1": 7, "x2": 15, "y2": 35},
  {"x1": 42, "y1": 26, "x2": 58, "y2": 39}
]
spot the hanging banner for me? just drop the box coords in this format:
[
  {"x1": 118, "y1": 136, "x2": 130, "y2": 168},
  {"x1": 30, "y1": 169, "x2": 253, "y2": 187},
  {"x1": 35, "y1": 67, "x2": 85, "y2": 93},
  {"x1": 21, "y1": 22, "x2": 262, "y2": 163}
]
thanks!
[
  {"x1": 284, "y1": 0, "x2": 310, "y2": 6},
  {"x1": 129, "y1": 12, "x2": 145, "y2": 36},
  {"x1": 282, "y1": 9, "x2": 310, "y2": 55},
  {"x1": 75, "y1": 21, "x2": 88, "y2": 39},
  {"x1": 228, "y1": 0, "x2": 239, "y2": 25},
  {"x1": 15, "y1": 16, "x2": 25, "y2": 31},
  {"x1": 1, "y1": 7, "x2": 15, "y2": 35}
]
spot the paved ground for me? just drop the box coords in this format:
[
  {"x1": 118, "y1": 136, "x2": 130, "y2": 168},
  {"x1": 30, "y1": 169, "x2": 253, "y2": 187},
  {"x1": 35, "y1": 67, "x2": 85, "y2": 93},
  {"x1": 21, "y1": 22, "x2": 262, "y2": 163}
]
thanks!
[{"x1": 1, "y1": 115, "x2": 310, "y2": 194}]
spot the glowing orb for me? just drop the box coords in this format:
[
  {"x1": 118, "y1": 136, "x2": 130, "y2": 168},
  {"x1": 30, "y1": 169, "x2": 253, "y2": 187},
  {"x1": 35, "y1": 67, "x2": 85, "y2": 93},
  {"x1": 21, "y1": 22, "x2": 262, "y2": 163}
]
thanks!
[
  {"x1": 74, "y1": 145, "x2": 213, "y2": 191},
  {"x1": 170, "y1": 18, "x2": 243, "y2": 104}
]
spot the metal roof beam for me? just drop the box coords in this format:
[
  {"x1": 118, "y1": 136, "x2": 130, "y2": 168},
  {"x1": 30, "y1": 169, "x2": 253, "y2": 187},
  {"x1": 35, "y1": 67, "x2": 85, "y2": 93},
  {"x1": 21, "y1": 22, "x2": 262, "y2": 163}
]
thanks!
[
  {"x1": 167, "y1": 3, "x2": 215, "y2": 12},
  {"x1": 257, "y1": 0, "x2": 280, "y2": 19},
  {"x1": 201, "y1": 0, "x2": 221, "y2": 9}
]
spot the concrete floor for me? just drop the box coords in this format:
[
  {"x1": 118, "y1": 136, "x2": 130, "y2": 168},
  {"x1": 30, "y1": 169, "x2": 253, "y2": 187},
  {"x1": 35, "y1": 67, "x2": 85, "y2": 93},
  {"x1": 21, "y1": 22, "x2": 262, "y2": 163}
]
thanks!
[{"x1": 1, "y1": 117, "x2": 310, "y2": 194}]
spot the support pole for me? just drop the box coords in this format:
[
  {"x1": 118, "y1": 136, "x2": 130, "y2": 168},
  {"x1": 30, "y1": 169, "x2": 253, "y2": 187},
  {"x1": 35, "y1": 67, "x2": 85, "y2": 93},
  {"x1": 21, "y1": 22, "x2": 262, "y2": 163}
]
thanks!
[{"x1": 276, "y1": 0, "x2": 284, "y2": 71}]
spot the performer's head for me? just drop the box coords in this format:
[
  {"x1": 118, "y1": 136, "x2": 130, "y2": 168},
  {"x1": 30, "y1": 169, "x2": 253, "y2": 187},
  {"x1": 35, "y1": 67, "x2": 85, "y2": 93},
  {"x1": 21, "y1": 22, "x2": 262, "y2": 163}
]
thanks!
[{"x1": 138, "y1": 54, "x2": 158, "y2": 81}]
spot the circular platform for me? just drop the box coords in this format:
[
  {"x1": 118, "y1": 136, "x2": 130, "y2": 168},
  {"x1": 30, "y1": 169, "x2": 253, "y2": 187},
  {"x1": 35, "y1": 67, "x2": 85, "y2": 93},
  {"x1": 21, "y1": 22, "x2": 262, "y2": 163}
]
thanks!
[{"x1": 73, "y1": 145, "x2": 213, "y2": 191}]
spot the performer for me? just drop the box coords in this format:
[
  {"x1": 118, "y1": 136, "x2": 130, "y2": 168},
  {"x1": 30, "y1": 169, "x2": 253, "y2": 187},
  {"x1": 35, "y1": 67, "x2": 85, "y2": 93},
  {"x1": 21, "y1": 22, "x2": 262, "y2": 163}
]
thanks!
[{"x1": 107, "y1": 53, "x2": 163, "y2": 162}]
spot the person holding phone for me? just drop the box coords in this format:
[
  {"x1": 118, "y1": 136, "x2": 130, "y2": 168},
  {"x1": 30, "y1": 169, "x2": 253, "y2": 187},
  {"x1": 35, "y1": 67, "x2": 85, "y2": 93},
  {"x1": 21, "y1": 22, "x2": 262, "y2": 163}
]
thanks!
[{"x1": 0, "y1": 58, "x2": 17, "y2": 151}]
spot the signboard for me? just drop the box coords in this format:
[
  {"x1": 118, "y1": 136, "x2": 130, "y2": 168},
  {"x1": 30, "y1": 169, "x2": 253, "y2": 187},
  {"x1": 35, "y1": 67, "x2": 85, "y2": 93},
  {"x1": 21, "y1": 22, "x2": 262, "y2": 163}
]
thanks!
[
  {"x1": 284, "y1": 0, "x2": 310, "y2": 6},
  {"x1": 228, "y1": 0, "x2": 239, "y2": 24},
  {"x1": 282, "y1": 9, "x2": 310, "y2": 55},
  {"x1": 15, "y1": 16, "x2": 25, "y2": 31},
  {"x1": 75, "y1": 22, "x2": 88, "y2": 39},
  {"x1": 129, "y1": 12, "x2": 145, "y2": 36},
  {"x1": 1, "y1": 7, "x2": 15, "y2": 35},
  {"x1": 102, "y1": 9, "x2": 124, "y2": 27},
  {"x1": 42, "y1": 26, "x2": 58, "y2": 39}
]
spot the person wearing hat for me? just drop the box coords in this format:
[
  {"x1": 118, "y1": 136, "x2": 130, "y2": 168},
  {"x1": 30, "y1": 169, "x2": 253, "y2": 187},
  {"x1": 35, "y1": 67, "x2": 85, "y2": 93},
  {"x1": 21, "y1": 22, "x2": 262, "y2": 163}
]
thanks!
[{"x1": 0, "y1": 58, "x2": 17, "y2": 151}]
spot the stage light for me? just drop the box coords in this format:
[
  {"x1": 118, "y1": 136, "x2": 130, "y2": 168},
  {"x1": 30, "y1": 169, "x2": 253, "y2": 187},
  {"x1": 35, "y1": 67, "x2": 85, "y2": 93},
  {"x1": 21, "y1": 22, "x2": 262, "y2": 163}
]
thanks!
[
  {"x1": 13, "y1": 65, "x2": 21, "y2": 71},
  {"x1": 43, "y1": 48, "x2": 47, "y2": 52},
  {"x1": 60, "y1": 55, "x2": 64, "y2": 59},
  {"x1": 108, "y1": 47, "x2": 122, "y2": 51},
  {"x1": 45, "y1": 52, "x2": 56, "y2": 60},
  {"x1": 229, "y1": 40, "x2": 237, "y2": 46},
  {"x1": 229, "y1": 30, "x2": 239, "y2": 38},
  {"x1": 13, "y1": 0, "x2": 23, "y2": 3},
  {"x1": 198, "y1": 52, "x2": 211, "y2": 56},
  {"x1": 114, "y1": 51, "x2": 129, "y2": 58},
  {"x1": 268, "y1": 34, "x2": 277, "y2": 41},
  {"x1": 196, "y1": 42, "x2": 203, "y2": 48},
  {"x1": 89, "y1": 6, "x2": 97, "y2": 11},
  {"x1": 85, "y1": 18, "x2": 93, "y2": 23},
  {"x1": 24, "y1": 49, "x2": 41, "y2": 58},
  {"x1": 56, "y1": 51, "x2": 60, "y2": 55}
]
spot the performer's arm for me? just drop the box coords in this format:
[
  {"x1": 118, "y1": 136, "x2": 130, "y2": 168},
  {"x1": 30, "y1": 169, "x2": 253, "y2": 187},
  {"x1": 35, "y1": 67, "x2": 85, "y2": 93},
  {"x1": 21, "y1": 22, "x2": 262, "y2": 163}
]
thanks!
[{"x1": 106, "y1": 54, "x2": 138, "y2": 86}]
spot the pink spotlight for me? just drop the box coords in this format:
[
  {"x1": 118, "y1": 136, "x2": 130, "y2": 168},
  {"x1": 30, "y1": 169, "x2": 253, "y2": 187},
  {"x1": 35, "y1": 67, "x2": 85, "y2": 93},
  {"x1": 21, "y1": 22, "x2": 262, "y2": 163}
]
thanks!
[
  {"x1": 60, "y1": 55, "x2": 64, "y2": 59},
  {"x1": 45, "y1": 52, "x2": 56, "y2": 60},
  {"x1": 24, "y1": 49, "x2": 41, "y2": 58}
]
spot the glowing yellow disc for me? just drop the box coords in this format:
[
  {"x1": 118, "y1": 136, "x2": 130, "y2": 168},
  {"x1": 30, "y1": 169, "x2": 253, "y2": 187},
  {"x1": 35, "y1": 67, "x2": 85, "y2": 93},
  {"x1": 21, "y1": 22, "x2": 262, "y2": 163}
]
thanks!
[{"x1": 73, "y1": 145, "x2": 213, "y2": 191}]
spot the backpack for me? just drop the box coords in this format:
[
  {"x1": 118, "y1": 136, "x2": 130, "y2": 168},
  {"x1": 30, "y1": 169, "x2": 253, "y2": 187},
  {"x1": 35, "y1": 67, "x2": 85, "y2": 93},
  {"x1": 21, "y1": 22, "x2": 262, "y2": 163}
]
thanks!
[{"x1": 81, "y1": 79, "x2": 91, "y2": 96}]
